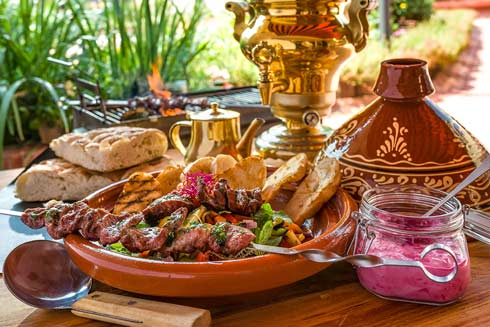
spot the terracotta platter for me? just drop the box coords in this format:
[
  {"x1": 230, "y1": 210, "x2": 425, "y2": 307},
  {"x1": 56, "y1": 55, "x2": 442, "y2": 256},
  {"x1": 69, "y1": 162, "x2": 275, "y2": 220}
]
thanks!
[{"x1": 64, "y1": 176, "x2": 357, "y2": 298}]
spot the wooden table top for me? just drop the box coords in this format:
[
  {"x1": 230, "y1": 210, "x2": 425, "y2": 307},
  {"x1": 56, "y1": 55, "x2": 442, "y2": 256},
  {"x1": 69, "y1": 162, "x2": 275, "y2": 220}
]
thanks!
[{"x1": 1, "y1": 158, "x2": 490, "y2": 327}]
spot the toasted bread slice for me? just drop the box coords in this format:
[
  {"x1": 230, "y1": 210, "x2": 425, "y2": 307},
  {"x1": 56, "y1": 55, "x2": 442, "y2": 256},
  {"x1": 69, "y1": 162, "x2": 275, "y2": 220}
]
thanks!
[
  {"x1": 113, "y1": 172, "x2": 164, "y2": 214},
  {"x1": 284, "y1": 157, "x2": 341, "y2": 225},
  {"x1": 218, "y1": 156, "x2": 267, "y2": 190},
  {"x1": 211, "y1": 154, "x2": 237, "y2": 175},
  {"x1": 156, "y1": 165, "x2": 184, "y2": 195},
  {"x1": 262, "y1": 153, "x2": 309, "y2": 202},
  {"x1": 182, "y1": 157, "x2": 214, "y2": 177}
]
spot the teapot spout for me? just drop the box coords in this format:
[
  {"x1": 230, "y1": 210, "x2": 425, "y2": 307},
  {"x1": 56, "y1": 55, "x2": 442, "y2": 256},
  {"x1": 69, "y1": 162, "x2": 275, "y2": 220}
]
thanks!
[
  {"x1": 237, "y1": 118, "x2": 265, "y2": 158},
  {"x1": 225, "y1": 2, "x2": 249, "y2": 42}
]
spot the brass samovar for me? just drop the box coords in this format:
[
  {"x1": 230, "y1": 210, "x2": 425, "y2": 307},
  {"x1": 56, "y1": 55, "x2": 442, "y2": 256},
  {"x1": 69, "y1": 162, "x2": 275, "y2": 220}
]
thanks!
[{"x1": 227, "y1": 0, "x2": 375, "y2": 159}]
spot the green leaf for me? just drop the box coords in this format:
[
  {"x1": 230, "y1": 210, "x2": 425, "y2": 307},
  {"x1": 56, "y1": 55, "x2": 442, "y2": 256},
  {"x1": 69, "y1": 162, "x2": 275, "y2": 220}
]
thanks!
[
  {"x1": 253, "y1": 203, "x2": 274, "y2": 229},
  {"x1": 0, "y1": 78, "x2": 26, "y2": 167},
  {"x1": 257, "y1": 221, "x2": 273, "y2": 245},
  {"x1": 265, "y1": 236, "x2": 283, "y2": 246},
  {"x1": 10, "y1": 98, "x2": 24, "y2": 141},
  {"x1": 108, "y1": 242, "x2": 131, "y2": 255}
]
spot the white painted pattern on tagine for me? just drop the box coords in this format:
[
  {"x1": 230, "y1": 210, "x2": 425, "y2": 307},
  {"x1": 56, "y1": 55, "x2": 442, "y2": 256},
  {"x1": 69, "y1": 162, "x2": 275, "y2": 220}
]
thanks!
[
  {"x1": 340, "y1": 164, "x2": 490, "y2": 211},
  {"x1": 376, "y1": 117, "x2": 412, "y2": 161},
  {"x1": 339, "y1": 116, "x2": 471, "y2": 170}
]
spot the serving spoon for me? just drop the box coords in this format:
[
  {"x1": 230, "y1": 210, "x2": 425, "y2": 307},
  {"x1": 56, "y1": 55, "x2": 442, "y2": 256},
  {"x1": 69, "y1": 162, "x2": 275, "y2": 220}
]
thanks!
[
  {"x1": 3, "y1": 240, "x2": 211, "y2": 327},
  {"x1": 251, "y1": 243, "x2": 458, "y2": 283},
  {"x1": 425, "y1": 155, "x2": 490, "y2": 216}
]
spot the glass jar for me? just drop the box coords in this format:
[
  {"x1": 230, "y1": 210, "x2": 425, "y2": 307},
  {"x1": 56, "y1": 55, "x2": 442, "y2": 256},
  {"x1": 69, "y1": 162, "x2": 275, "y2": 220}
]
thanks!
[{"x1": 353, "y1": 185, "x2": 471, "y2": 305}]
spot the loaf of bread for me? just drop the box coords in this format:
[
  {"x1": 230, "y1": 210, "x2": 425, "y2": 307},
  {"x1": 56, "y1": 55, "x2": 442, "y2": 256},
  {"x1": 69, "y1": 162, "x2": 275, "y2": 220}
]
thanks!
[
  {"x1": 50, "y1": 127, "x2": 168, "y2": 172},
  {"x1": 15, "y1": 159, "x2": 120, "y2": 201},
  {"x1": 16, "y1": 156, "x2": 176, "y2": 202}
]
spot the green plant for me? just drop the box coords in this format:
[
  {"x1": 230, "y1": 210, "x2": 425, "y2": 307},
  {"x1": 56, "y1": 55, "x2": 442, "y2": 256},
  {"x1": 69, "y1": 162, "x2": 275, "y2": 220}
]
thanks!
[
  {"x1": 0, "y1": 0, "x2": 82, "y2": 83},
  {"x1": 0, "y1": 0, "x2": 74, "y2": 165},
  {"x1": 0, "y1": 78, "x2": 69, "y2": 167},
  {"x1": 393, "y1": 0, "x2": 434, "y2": 22},
  {"x1": 69, "y1": 0, "x2": 209, "y2": 98}
]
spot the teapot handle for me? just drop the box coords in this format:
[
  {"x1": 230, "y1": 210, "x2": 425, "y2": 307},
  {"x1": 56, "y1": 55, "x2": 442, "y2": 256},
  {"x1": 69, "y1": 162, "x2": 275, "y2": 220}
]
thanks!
[{"x1": 169, "y1": 121, "x2": 192, "y2": 156}]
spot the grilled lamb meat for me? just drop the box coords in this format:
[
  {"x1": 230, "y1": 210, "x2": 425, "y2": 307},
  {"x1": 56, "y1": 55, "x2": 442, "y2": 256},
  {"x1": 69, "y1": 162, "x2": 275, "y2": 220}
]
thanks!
[
  {"x1": 160, "y1": 224, "x2": 211, "y2": 256},
  {"x1": 46, "y1": 202, "x2": 91, "y2": 239},
  {"x1": 197, "y1": 178, "x2": 263, "y2": 216},
  {"x1": 227, "y1": 188, "x2": 262, "y2": 216},
  {"x1": 79, "y1": 207, "x2": 109, "y2": 241},
  {"x1": 209, "y1": 222, "x2": 256, "y2": 255},
  {"x1": 118, "y1": 208, "x2": 188, "y2": 251},
  {"x1": 98, "y1": 213, "x2": 143, "y2": 245},
  {"x1": 160, "y1": 207, "x2": 187, "y2": 231},
  {"x1": 120, "y1": 227, "x2": 168, "y2": 253},
  {"x1": 142, "y1": 194, "x2": 195, "y2": 225},
  {"x1": 21, "y1": 207, "x2": 49, "y2": 229},
  {"x1": 197, "y1": 179, "x2": 228, "y2": 211}
]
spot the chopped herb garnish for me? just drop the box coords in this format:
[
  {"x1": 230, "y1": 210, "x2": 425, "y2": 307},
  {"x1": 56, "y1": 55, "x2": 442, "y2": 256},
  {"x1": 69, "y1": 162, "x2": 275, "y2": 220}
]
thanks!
[
  {"x1": 108, "y1": 242, "x2": 131, "y2": 255},
  {"x1": 29, "y1": 212, "x2": 39, "y2": 221},
  {"x1": 136, "y1": 221, "x2": 150, "y2": 229},
  {"x1": 165, "y1": 231, "x2": 175, "y2": 247},
  {"x1": 211, "y1": 223, "x2": 227, "y2": 247}
]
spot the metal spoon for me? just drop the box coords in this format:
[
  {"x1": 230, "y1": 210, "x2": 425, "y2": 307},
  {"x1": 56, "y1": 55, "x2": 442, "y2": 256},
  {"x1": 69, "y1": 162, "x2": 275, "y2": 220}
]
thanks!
[
  {"x1": 425, "y1": 155, "x2": 490, "y2": 216},
  {"x1": 3, "y1": 240, "x2": 211, "y2": 327},
  {"x1": 252, "y1": 243, "x2": 458, "y2": 283}
]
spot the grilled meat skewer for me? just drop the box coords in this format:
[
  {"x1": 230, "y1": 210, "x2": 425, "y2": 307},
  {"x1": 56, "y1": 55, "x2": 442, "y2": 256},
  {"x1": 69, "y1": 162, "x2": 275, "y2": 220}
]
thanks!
[{"x1": 20, "y1": 203, "x2": 256, "y2": 258}]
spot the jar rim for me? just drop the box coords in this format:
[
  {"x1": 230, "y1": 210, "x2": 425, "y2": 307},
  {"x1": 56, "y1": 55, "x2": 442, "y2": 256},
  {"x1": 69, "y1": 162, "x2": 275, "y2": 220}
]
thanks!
[{"x1": 360, "y1": 185, "x2": 463, "y2": 233}]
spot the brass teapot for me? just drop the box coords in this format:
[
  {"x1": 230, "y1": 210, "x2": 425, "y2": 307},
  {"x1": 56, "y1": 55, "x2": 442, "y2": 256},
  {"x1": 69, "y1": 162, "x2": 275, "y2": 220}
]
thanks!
[
  {"x1": 226, "y1": 0, "x2": 376, "y2": 159},
  {"x1": 169, "y1": 103, "x2": 265, "y2": 163}
]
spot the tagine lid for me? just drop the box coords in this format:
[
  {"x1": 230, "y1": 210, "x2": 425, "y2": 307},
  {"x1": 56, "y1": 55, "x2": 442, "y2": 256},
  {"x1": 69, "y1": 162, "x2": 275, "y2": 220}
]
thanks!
[{"x1": 326, "y1": 59, "x2": 487, "y2": 172}]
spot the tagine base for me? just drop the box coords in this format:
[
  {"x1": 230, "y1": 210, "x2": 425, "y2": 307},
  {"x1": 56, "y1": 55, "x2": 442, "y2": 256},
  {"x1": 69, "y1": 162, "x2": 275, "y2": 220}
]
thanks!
[{"x1": 255, "y1": 123, "x2": 332, "y2": 160}]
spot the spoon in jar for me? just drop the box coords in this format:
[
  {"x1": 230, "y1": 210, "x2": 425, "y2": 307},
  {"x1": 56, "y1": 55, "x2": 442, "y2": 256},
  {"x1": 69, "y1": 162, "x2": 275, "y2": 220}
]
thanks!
[
  {"x1": 424, "y1": 155, "x2": 490, "y2": 216},
  {"x1": 3, "y1": 240, "x2": 211, "y2": 327},
  {"x1": 252, "y1": 243, "x2": 458, "y2": 283}
]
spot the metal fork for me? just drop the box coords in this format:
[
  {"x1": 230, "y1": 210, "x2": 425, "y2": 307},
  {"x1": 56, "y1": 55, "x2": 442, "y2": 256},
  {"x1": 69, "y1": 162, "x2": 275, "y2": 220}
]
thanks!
[{"x1": 251, "y1": 243, "x2": 458, "y2": 283}]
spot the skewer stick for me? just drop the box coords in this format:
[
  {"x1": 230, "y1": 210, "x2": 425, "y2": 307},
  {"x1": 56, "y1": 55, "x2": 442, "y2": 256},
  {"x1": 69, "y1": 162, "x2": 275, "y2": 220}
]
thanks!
[{"x1": 0, "y1": 209, "x2": 23, "y2": 217}]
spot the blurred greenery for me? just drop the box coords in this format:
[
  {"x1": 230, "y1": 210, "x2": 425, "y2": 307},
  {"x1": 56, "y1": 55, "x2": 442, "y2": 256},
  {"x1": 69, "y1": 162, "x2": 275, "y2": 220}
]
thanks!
[
  {"x1": 349, "y1": 0, "x2": 434, "y2": 44},
  {"x1": 0, "y1": 0, "x2": 72, "y2": 165},
  {"x1": 393, "y1": 0, "x2": 434, "y2": 22},
  {"x1": 343, "y1": 9, "x2": 477, "y2": 87}
]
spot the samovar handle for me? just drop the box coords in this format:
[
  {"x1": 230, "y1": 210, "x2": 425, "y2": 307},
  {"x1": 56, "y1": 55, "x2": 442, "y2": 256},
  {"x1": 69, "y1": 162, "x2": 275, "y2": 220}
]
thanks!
[
  {"x1": 225, "y1": 1, "x2": 253, "y2": 42},
  {"x1": 346, "y1": 0, "x2": 377, "y2": 52}
]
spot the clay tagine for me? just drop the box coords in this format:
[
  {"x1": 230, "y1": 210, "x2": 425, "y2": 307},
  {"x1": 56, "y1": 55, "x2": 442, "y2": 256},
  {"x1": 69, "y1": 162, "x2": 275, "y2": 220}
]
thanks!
[{"x1": 324, "y1": 58, "x2": 489, "y2": 211}]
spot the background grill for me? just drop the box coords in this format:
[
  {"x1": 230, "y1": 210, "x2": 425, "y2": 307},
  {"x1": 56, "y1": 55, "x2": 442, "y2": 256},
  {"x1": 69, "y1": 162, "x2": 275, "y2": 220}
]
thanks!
[{"x1": 72, "y1": 87, "x2": 277, "y2": 135}]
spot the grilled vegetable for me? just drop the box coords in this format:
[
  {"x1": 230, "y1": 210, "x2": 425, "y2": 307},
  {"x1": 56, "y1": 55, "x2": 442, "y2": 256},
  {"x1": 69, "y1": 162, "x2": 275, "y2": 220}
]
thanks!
[
  {"x1": 113, "y1": 172, "x2": 164, "y2": 214},
  {"x1": 183, "y1": 206, "x2": 207, "y2": 227}
]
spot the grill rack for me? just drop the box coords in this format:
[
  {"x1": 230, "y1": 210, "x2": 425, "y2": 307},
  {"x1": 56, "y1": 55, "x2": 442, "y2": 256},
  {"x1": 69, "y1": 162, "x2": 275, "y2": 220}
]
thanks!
[{"x1": 72, "y1": 87, "x2": 277, "y2": 135}]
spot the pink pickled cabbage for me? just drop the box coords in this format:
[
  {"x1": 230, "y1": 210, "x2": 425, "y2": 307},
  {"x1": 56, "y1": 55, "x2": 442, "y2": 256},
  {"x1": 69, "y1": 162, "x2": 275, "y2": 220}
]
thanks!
[{"x1": 178, "y1": 173, "x2": 215, "y2": 199}]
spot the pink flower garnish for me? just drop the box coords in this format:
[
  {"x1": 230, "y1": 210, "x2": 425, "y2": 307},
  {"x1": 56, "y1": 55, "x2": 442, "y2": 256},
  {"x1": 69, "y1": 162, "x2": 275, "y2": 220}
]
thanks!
[{"x1": 177, "y1": 172, "x2": 215, "y2": 198}]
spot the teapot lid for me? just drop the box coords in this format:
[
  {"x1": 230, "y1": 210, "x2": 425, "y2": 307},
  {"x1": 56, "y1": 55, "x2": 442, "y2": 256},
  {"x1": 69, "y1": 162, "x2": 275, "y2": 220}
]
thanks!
[{"x1": 189, "y1": 103, "x2": 240, "y2": 121}]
